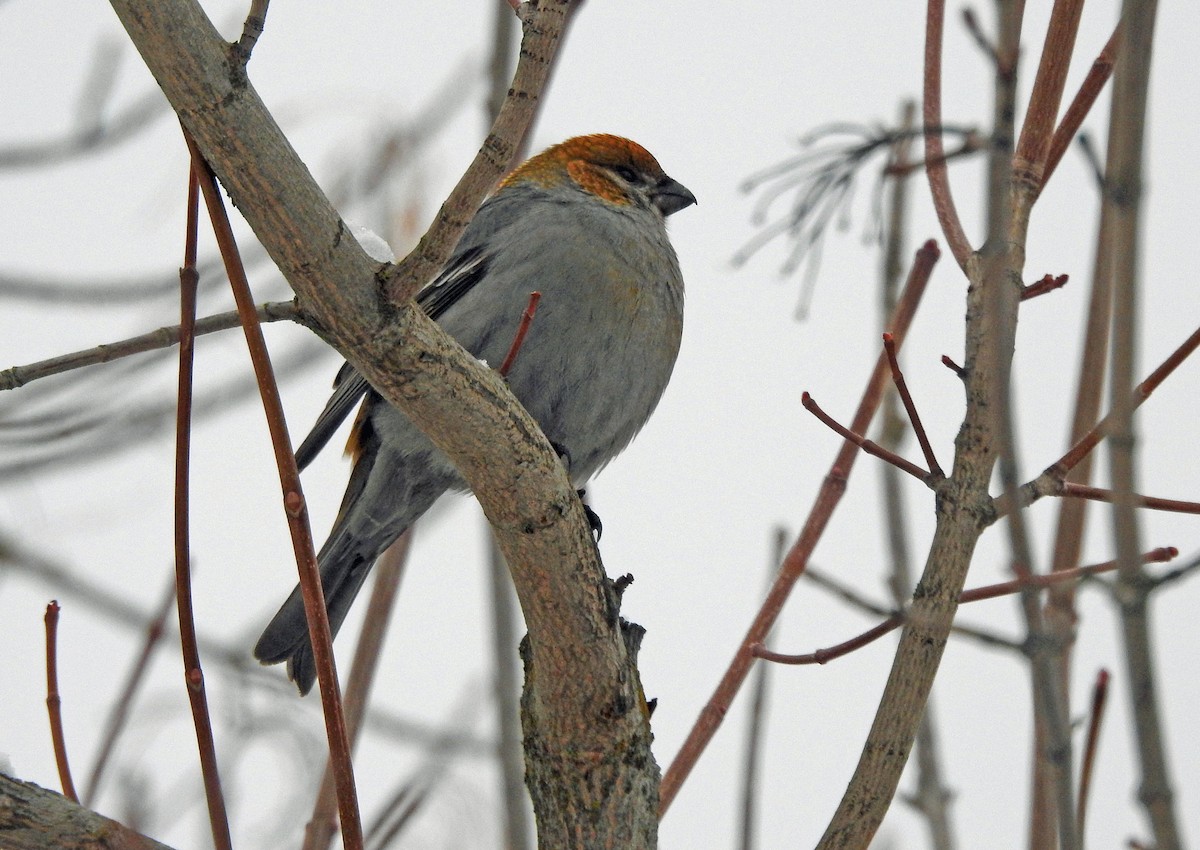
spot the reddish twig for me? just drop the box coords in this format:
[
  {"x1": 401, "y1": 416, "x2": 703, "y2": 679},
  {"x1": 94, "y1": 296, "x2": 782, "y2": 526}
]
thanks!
[
  {"x1": 753, "y1": 616, "x2": 901, "y2": 666},
  {"x1": 83, "y1": 575, "x2": 177, "y2": 806},
  {"x1": 1077, "y1": 668, "x2": 1111, "y2": 836},
  {"x1": 174, "y1": 154, "x2": 234, "y2": 850},
  {"x1": 882, "y1": 332, "x2": 943, "y2": 476},
  {"x1": 959, "y1": 548, "x2": 1176, "y2": 603},
  {"x1": 924, "y1": 0, "x2": 972, "y2": 270},
  {"x1": 304, "y1": 532, "x2": 413, "y2": 850},
  {"x1": 1060, "y1": 483, "x2": 1200, "y2": 515},
  {"x1": 43, "y1": 601, "x2": 79, "y2": 803},
  {"x1": 1044, "y1": 23, "x2": 1122, "y2": 188},
  {"x1": 1021, "y1": 273, "x2": 1069, "y2": 301},
  {"x1": 185, "y1": 133, "x2": 363, "y2": 849},
  {"x1": 1013, "y1": 0, "x2": 1086, "y2": 193},
  {"x1": 498, "y1": 291, "x2": 542, "y2": 377},
  {"x1": 802, "y1": 392, "x2": 931, "y2": 482},
  {"x1": 753, "y1": 548, "x2": 1177, "y2": 666},
  {"x1": 1052, "y1": 320, "x2": 1200, "y2": 475},
  {"x1": 804, "y1": 564, "x2": 1021, "y2": 653},
  {"x1": 940, "y1": 354, "x2": 965, "y2": 377},
  {"x1": 659, "y1": 240, "x2": 939, "y2": 816}
]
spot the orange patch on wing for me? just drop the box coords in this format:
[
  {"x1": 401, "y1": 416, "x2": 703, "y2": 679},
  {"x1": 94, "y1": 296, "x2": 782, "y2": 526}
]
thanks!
[{"x1": 344, "y1": 399, "x2": 371, "y2": 463}]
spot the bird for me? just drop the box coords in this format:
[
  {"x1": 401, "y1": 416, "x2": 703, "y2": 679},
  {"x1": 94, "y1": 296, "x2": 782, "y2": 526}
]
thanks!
[{"x1": 254, "y1": 134, "x2": 696, "y2": 694}]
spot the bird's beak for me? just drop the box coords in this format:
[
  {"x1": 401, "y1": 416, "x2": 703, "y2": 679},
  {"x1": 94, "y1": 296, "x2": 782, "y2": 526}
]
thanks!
[{"x1": 652, "y1": 176, "x2": 698, "y2": 217}]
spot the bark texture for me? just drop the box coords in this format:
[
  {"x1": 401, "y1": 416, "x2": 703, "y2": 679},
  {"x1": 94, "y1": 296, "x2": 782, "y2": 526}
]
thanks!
[
  {"x1": 105, "y1": 1, "x2": 660, "y2": 846},
  {"x1": 0, "y1": 774, "x2": 173, "y2": 850}
]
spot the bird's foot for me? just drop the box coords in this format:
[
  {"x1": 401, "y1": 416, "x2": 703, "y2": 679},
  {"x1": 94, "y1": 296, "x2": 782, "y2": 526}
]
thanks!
[{"x1": 576, "y1": 488, "x2": 603, "y2": 540}]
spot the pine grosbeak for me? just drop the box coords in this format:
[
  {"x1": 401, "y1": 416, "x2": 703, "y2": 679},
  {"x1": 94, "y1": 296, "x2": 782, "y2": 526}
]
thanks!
[{"x1": 255, "y1": 134, "x2": 695, "y2": 693}]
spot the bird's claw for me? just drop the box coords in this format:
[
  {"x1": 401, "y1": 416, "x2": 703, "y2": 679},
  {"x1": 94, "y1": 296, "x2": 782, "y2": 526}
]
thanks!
[{"x1": 576, "y1": 488, "x2": 602, "y2": 540}]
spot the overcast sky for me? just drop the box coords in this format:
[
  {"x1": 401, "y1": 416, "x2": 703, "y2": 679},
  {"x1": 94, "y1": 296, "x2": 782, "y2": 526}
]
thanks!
[{"x1": 3, "y1": 1, "x2": 1200, "y2": 848}]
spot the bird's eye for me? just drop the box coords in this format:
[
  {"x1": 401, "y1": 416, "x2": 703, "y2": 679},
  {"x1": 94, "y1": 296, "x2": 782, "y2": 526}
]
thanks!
[{"x1": 612, "y1": 165, "x2": 640, "y2": 183}]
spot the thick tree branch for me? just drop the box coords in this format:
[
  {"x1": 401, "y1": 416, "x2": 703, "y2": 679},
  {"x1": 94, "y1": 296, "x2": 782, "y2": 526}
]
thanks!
[
  {"x1": 0, "y1": 773, "x2": 175, "y2": 850},
  {"x1": 107, "y1": 1, "x2": 657, "y2": 846}
]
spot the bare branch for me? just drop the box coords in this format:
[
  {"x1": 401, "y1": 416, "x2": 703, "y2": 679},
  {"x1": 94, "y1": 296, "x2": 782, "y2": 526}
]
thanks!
[
  {"x1": 0, "y1": 773, "x2": 176, "y2": 850},
  {"x1": 0, "y1": 301, "x2": 298, "y2": 391},
  {"x1": 43, "y1": 601, "x2": 79, "y2": 803},
  {"x1": 883, "y1": 332, "x2": 943, "y2": 476},
  {"x1": 172, "y1": 157, "x2": 233, "y2": 850},
  {"x1": 660, "y1": 240, "x2": 938, "y2": 816},
  {"x1": 923, "y1": 0, "x2": 973, "y2": 270},
  {"x1": 802, "y1": 391, "x2": 933, "y2": 482},
  {"x1": 1105, "y1": 0, "x2": 1183, "y2": 844}
]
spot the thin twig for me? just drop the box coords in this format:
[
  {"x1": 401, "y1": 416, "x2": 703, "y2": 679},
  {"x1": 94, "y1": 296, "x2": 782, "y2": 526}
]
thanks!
[
  {"x1": 805, "y1": 566, "x2": 1022, "y2": 654},
  {"x1": 498, "y1": 291, "x2": 542, "y2": 377},
  {"x1": 737, "y1": 528, "x2": 787, "y2": 850},
  {"x1": 1106, "y1": 0, "x2": 1182, "y2": 844},
  {"x1": 304, "y1": 532, "x2": 413, "y2": 850},
  {"x1": 0, "y1": 89, "x2": 167, "y2": 170},
  {"x1": 366, "y1": 786, "x2": 432, "y2": 850},
  {"x1": 1077, "y1": 668, "x2": 1111, "y2": 836},
  {"x1": 1013, "y1": 0, "x2": 1086, "y2": 195},
  {"x1": 1021, "y1": 273, "x2": 1069, "y2": 301},
  {"x1": 1060, "y1": 483, "x2": 1200, "y2": 515},
  {"x1": 924, "y1": 0, "x2": 972, "y2": 270},
  {"x1": 882, "y1": 132, "x2": 985, "y2": 178},
  {"x1": 187, "y1": 133, "x2": 363, "y2": 849},
  {"x1": 801, "y1": 392, "x2": 932, "y2": 482},
  {"x1": 961, "y1": 8, "x2": 1002, "y2": 67},
  {"x1": 882, "y1": 332, "x2": 943, "y2": 476},
  {"x1": 43, "y1": 601, "x2": 79, "y2": 803},
  {"x1": 233, "y1": 0, "x2": 270, "y2": 64},
  {"x1": 1151, "y1": 551, "x2": 1200, "y2": 588},
  {"x1": 756, "y1": 548, "x2": 1177, "y2": 666},
  {"x1": 1043, "y1": 82, "x2": 1119, "y2": 637},
  {"x1": 0, "y1": 301, "x2": 298, "y2": 391},
  {"x1": 1011, "y1": 154, "x2": 1090, "y2": 850},
  {"x1": 659, "y1": 240, "x2": 938, "y2": 816},
  {"x1": 363, "y1": 684, "x2": 486, "y2": 848},
  {"x1": 753, "y1": 617, "x2": 900, "y2": 665},
  {"x1": 804, "y1": 566, "x2": 893, "y2": 619},
  {"x1": 2, "y1": 530, "x2": 498, "y2": 756},
  {"x1": 486, "y1": 0, "x2": 518, "y2": 122},
  {"x1": 814, "y1": 4, "x2": 1022, "y2": 841},
  {"x1": 940, "y1": 355, "x2": 965, "y2": 377},
  {"x1": 1051, "y1": 319, "x2": 1200, "y2": 476},
  {"x1": 1044, "y1": 23, "x2": 1122, "y2": 188},
  {"x1": 960, "y1": 548, "x2": 1176, "y2": 603},
  {"x1": 382, "y1": 0, "x2": 576, "y2": 303},
  {"x1": 82, "y1": 574, "x2": 177, "y2": 807},
  {"x1": 173, "y1": 155, "x2": 233, "y2": 850}
]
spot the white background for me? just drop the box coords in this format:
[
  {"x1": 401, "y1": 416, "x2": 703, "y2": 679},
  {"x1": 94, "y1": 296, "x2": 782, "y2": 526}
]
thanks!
[{"x1": 2, "y1": 1, "x2": 1199, "y2": 848}]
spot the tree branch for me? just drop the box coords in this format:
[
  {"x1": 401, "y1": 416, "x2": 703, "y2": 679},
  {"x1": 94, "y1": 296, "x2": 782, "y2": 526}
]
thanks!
[
  {"x1": 0, "y1": 302, "x2": 298, "y2": 391},
  {"x1": 0, "y1": 773, "x2": 175, "y2": 850},
  {"x1": 106, "y1": 1, "x2": 659, "y2": 844}
]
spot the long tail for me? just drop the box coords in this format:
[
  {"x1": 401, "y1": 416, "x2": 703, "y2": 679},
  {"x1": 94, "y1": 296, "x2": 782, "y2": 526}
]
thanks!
[
  {"x1": 253, "y1": 527, "x2": 385, "y2": 694},
  {"x1": 255, "y1": 393, "x2": 455, "y2": 694}
]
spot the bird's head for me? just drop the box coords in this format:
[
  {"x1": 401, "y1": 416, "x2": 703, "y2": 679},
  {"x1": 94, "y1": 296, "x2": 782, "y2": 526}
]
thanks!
[{"x1": 501, "y1": 134, "x2": 697, "y2": 218}]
